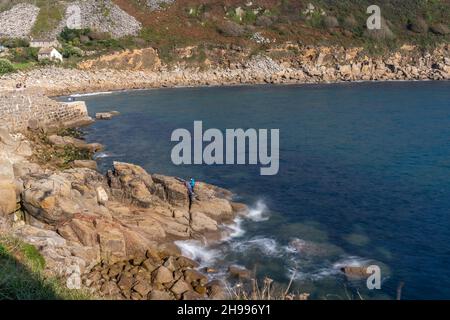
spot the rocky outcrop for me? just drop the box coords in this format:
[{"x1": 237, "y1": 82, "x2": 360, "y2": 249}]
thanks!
[
  {"x1": 78, "y1": 48, "x2": 161, "y2": 71},
  {"x1": 0, "y1": 127, "x2": 245, "y2": 298},
  {"x1": 0, "y1": 127, "x2": 32, "y2": 217},
  {"x1": 48, "y1": 134, "x2": 103, "y2": 152},
  {"x1": 0, "y1": 4, "x2": 40, "y2": 38},
  {"x1": 82, "y1": 253, "x2": 228, "y2": 300}
]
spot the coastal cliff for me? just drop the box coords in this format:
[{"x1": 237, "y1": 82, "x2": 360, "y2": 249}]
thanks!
[
  {"x1": 1, "y1": 44, "x2": 449, "y2": 96},
  {"x1": 0, "y1": 120, "x2": 248, "y2": 300}
]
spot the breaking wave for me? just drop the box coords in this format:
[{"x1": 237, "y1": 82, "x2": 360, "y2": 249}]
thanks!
[
  {"x1": 224, "y1": 217, "x2": 246, "y2": 239},
  {"x1": 245, "y1": 200, "x2": 270, "y2": 222},
  {"x1": 230, "y1": 237, "x2": 281, "y2": 257},
  {"x1": 175, "y1": 240, "x2": 221, "y2": 267},
  {"x1": 93, "y1": 152, "x2": 112, "y2": 159},
  {"x1": 70, "y1": 91, "x2": 113, "y2": 98}
]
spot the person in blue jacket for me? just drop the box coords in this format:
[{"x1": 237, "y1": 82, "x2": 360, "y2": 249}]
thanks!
[{"x1": 189, "y1": 178, "x2": 196, "y2": 191}]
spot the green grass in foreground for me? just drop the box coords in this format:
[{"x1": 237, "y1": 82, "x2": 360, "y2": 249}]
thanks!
[
  {"x1": 0, "y1": 236, "x2": 92, "y2": 300},
  {"x1": 12, "y1": 61, "x2": 36, "y2": 71}
]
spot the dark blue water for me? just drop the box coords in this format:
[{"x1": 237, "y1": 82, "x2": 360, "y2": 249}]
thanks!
[{"x1": 73, "y1": 81, "x2": 450, "y2": 300}]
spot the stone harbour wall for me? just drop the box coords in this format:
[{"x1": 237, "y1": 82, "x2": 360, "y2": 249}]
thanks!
[{"x1": 0, "y1": 90, "x2": 92, "y2": 132}]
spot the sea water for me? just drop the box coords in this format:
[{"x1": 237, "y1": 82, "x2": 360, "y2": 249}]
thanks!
[{"x1": 71, "y1": 81, "x2": 450, "y2": 299}]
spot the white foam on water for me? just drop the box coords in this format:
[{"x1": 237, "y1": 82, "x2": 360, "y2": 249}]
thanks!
[
  {"x1": 287, "y1": 266, "x2": 341, "y2": 281},
  {"x1": 175, "y1": 240, "x2": 221, "y2": 267},
  {"x1": 231, "y1": 237, "x2": 281, "y2": 257},
  {"x1": 285, "y1": 256, "x2": 370, "y2": 282},
  {"x1": 246, "y1": 200, "x2": 270, "y2": 222},
  {"x1": 70, "y1": 91, "x2": 113, "y2": 97},
  {"x1": 285, "y1": 238, "x2": 307, "y2": 254},
  {"x1": 332, "y1": 256, "x2": 372, "y2": 270},
  {"x1": 284, "y1": 241, "x2": 375, "y2": 282},
  {"x1": 223, "y1": 217, "x2": 246, "y2": 240},
  {"x1": 93, "y1": 152, "x2": 112, "y2": 159}
]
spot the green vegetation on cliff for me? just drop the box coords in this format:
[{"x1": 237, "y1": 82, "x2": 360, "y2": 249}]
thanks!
[
  {"x1": 31, "y1": 0, "x2": 65, "y2": 37},
  {"x1": 114, "y1": 0, "x2": 450, "y2": 61},
  {"x1": 0, "y1": 236, "x2": 91, "y2": 300}
]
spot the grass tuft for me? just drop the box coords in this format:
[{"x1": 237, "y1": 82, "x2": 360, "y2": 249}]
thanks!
[{"x1": 0, "y1": 236, "x2": 92, "y2": 300}]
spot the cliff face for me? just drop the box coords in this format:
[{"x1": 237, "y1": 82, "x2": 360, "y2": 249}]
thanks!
[
  {"x1": 78, "y1": 48, "x2": 162, "y2": 71},
  {"x1": 1, "y1": 44, "x2": 448, "y2": 96}
]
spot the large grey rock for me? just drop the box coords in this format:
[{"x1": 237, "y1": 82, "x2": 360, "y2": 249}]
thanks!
[
  {"x1": 107, "y1": 162, "x2": 155, "y2": 207},
  {"x1": 21, "y1": 168, "x2": 108, "y2": 225},
  {"x1": 190, "y1": 211, "x2": 218, "y2": 232},
  {"x1": 48, "y1": 135, "x2": 103, "y2": 152},
  {"x1": 152, "y1": 174, "x2": 190, "y2": 208}
]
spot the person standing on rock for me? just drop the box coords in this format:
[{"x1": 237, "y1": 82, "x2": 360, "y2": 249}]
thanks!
[
  {"x1": 189, "y1": 178, "x2": 196, "y2": 192},
  {"x1": 176, "y1": 178, "x2": 197, "y2": 209},
  {"x1": 180, "y1": 178, "x2": 196, "y2": 209}
]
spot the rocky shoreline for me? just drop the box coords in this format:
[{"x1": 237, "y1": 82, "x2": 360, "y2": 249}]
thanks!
[
  {"x1": 0, "y1": 44, "x2": 449, "y2": 96},
  {"x1": 0, "y1": 124, "x2": 252, "y2": 300}
]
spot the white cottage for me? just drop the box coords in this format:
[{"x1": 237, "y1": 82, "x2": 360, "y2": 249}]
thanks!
[{"x1": 38, "y1": 47, "x2": 63, "y2": 62}]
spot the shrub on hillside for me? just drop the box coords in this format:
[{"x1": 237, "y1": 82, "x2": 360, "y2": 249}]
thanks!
[
  {"x1": 61, "y1": 44, "x2": 83, "y2": 58},
  {"x1": 10, "y1": 47, "x2": 38, "y2": 63},
  {"x1": 59, "y1": 27, "x2": 91, "y2": 43},
  {"x1": 0, "y1": 37, "x2": 30, "y2": 48},
  {"x1": 0, "y1": 59, "x2": 16, "y2": 74}
]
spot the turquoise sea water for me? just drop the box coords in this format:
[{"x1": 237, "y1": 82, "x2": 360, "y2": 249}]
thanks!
[{"x1": 72, "y1": 81, "x2": 450, "y2": 299}]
